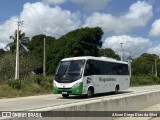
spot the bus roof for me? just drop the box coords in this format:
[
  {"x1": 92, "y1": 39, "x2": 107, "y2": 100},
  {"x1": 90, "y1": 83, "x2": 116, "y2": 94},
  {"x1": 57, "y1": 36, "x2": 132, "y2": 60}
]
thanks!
[{"x1": 61, "y1": 56, "x2": 128, "y2": 64}]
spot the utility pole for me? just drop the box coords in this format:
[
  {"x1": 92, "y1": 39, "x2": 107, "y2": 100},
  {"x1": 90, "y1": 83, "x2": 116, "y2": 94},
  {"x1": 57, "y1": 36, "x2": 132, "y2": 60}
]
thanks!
[
  {"x1": 120, "y1": 43, "x2": 124, "y2": 61},
  {"x1": 43, "y1": 37, "x2": 46, "y2": 77},
  {"x1": 127, "y1": 51, "x2": 132, "y2": 78},
  {"x1": 15, "y1": 21, "x2": 23, "y2": 80},
  {"x1": 155, "y1": 59, "x2": 157, "y2": 77}
]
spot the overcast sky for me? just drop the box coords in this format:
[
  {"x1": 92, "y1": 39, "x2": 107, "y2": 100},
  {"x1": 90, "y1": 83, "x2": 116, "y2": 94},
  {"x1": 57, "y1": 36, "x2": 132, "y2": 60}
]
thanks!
[{"x1": 0, "y1": 0, "x2": 160, "y2": 57}]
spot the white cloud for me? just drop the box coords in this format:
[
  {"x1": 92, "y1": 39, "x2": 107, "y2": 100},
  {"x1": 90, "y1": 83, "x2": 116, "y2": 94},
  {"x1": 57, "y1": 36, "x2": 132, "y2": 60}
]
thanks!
[
  {"x1": 0, "y1": 17, "x2": 18, "y2": 45},
  {"x1": 149, "y1": 19, "x2": 160, "y2": 37},
  {"x1": 21, "y1": 2, "x2": 81, "y2": 37},
  {"x1": 41, "y1": 0, "x2": 66, "y2": 5},
  {"x1": 0, "y1": 2, "x2": 81, "y2": 48},
  {"x1": 84, "y1": 1, "x2": 153, "y2": 35},
  {"x1": 147, "y1": 44, "x2": 160, "y2": 56},
  {"x1": 103, "y1": 35, "x2": 152, "y2": 57}
]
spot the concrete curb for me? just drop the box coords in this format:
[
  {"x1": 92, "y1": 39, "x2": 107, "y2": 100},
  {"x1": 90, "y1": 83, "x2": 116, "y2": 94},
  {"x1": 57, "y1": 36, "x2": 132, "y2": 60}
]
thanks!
[{"x1": 2, "y1": 90, "x2": 160, "y2": 120}]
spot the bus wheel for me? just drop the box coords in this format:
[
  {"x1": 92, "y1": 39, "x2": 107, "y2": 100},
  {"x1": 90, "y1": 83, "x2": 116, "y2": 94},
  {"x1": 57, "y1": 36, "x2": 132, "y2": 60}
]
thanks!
[
  {"x1": 115, "y1": 85, "x2": 119, "y2": 94},
  {"x1": 62, "y1": 94, "x2": 69, "y2": 98},
  {"x1": 86, "y1": 88, "x2": 93, "y2": 98}
]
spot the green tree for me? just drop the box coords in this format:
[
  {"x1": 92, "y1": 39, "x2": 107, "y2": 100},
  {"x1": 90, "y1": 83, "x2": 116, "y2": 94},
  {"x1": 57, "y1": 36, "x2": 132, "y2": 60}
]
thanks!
[
  {"x1": 28, "y1": 34, "x2": 55, "y2": 73},
  {"x1": 6, "y1": 30, "x2": 29, "y2": 52},
  {"x1": 28, "y1": 34, "x2": 55, "y2": 58},
  {"x1": 0, "y1": 53, "x2": 42, "y2": 79},
  {"x1": 47, "y1": 27, "x2": 104, "y2": 74},
  {"x1": 0, "y1": 49, "x2": 5, "y2": 57},
  {"x1": 99, "y1": 48, "x2": 120, "y2": 60},
  {"x1": 0, "y1": 53, "x2": 15, "y2": 78},
  {"x1": 131, "y1": 53, "x2": 159, "y2": 76}
]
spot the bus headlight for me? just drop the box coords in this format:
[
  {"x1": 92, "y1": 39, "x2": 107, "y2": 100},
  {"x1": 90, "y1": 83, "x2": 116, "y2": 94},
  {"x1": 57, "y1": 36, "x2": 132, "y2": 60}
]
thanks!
[{"x1": 72, "y1": 82, "x2": 81, "y2": 88}]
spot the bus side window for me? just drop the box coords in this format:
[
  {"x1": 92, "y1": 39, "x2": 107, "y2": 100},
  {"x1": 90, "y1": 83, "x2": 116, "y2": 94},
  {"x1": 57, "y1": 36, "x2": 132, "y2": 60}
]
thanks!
[{"x1": 84, "y1": 60, "x2": 94, "y2": 76}]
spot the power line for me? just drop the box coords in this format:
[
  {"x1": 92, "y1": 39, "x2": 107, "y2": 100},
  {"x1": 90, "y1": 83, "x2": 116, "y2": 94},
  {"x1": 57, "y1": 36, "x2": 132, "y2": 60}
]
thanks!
[
  {"x1": 1, "y1": 19, "x2": 54, "y2": 37},
  {"x1": 21, "y1": 23, "x2": 54, "y2": 36},
  {"x1": 79, "y1": 41, "x2": 100, "y2": 47}
]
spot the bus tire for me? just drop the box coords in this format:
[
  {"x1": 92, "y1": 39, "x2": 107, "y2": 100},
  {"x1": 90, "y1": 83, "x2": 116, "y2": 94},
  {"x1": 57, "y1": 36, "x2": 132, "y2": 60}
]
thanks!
[
  {"x1": 86, "y1": 87, "x2": 94, "y2": 98},
  {"x1": 62, "y1": 94, "x2": 69, "y2": 98},
  {"x1": 115, "y1": 85, "x2": 119, "y2": 94}
]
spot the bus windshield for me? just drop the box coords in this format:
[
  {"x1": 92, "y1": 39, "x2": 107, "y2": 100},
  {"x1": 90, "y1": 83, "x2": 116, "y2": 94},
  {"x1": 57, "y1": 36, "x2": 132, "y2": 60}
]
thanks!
[{"x1": 55, "y1": 60, "x2": 85, "y2": 83}]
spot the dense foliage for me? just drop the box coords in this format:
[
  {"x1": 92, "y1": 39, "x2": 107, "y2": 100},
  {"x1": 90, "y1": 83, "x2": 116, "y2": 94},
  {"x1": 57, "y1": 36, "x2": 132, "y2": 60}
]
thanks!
[
  {"x1": 131, "y1": 53, "x2": 160, "y2": 77},
  {"x1": 47, "y1": 27, "x2": 104, "y2": 74},
  {"x1": 0, "y1": 49, "x2": 5, "y2": 57},
  {"x1": 27, "y1": 34, "x2": 55, "y2": 73},
  {"x1": 131, "y1": 75, "x2": 160, "y2": 86},
  {"x1": 99, "y1": 48, "x2": 120, "y2": 60},
  {"x1": 0, "y1": 53, "x2": 41, "y2": 79}
]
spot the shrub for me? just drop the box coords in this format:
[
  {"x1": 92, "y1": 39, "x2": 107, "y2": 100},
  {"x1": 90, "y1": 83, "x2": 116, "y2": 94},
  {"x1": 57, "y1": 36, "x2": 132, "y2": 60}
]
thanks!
[
  {"x1": 8, "y1": 79, "x2": 21, "y2": 90},
  {"x1": 33, "y1": 75, "x2": 44, "y2": 85},
  {"x1": 131, "y1": 75, "x2": 160, "y2": 86}
]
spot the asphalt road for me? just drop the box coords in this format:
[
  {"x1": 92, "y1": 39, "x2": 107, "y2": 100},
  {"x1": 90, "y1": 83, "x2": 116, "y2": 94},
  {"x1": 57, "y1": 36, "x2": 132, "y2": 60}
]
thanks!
[{"x1": 0, "y1": 85, "x2": 160, "y2": 111}]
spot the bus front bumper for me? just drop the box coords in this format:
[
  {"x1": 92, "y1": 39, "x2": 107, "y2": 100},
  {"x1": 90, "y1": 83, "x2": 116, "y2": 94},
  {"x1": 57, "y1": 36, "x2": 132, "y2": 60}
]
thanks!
[{"x1": 53, "y1": 82, "x2": 83, "y2": 95}]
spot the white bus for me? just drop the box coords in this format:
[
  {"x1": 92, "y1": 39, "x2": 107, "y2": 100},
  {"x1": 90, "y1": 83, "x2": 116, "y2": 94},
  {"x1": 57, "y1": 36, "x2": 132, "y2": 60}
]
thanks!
[{"x1": 53, "y1": 56, "x2": 130, "y2": 98}]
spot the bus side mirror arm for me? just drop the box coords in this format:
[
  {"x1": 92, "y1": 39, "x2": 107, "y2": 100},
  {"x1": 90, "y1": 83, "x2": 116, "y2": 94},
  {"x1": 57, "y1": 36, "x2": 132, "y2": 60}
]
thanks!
[{"x1": 84, "y1": 68, "x2": 90, "y2": 76}]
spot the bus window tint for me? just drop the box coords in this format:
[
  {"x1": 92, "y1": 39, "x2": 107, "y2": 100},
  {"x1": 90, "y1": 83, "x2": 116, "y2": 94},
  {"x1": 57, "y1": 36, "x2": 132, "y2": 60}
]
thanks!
[
  {"x1": 55, "y1": 60, "x2": 85, "y2": 83},
  {"x1": 57, "y1": 61, "x2": 70, "y2": 74},
  {"x1": 84, "y1": 60, "x2": 129, "y2": 75},
  {"x1": 68, "y1": 60, "x2": 84, "y2": 73},
  {"x1": 84, "y1": 60, "x2": 94, "y2": 76}
]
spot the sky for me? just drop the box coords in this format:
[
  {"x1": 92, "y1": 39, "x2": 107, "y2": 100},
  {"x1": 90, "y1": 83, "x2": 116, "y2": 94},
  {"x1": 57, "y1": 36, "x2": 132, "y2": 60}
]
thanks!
[{"x1": 0, "y1": 0, "x2": 160, "y2": 58}]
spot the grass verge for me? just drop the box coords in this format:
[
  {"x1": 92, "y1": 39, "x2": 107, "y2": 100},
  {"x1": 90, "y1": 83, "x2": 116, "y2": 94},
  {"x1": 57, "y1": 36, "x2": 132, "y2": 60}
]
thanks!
[
  {"x1": 130, "y1": 75, "x2": 160, "y2": 86},
  {"x1": 0, "y1": 75, "x2": 160, "y2": 98},
  {"x1": 0, "y1": 75, "x2": 53, "y2": 99}
]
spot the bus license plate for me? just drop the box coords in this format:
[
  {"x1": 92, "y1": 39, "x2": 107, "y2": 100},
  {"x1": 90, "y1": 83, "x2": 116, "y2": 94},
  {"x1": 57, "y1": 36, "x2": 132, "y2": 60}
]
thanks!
[{"x1": 62, "y1": 92, "x2": 67, "y2": 94}]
